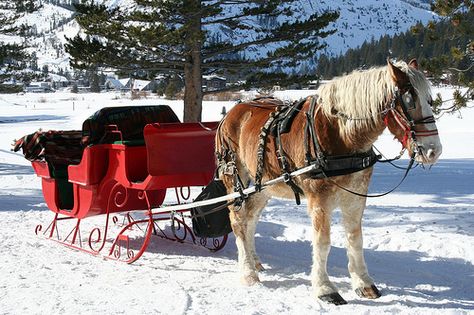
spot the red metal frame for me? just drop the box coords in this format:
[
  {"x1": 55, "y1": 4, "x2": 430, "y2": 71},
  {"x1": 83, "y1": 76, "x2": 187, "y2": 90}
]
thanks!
[{"x1": 33, "y1": 121, "x2": 228, "y2": 263}]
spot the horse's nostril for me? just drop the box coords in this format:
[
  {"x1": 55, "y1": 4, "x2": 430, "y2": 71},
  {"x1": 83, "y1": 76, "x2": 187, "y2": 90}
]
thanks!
[{"x1": 426, "y1": 149, "x2": 435, "y2": 159}]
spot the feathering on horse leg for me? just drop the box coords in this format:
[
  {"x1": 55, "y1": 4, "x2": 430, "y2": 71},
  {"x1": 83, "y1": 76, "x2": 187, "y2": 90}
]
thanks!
[
  {"x1": 307, "y1": 198, "x2": 343, "y2": 303},
  {"x1": 229, "y1": 208, "x2": 259, "y2": 286},
  {"x1": 340, "y1": 197, "x2": 380, "y2": 299},
  {"x1": 336, "y1": 170, "x2": 381, "y2": 299},
  {"x1": 228, "y1": 193, "x2": 268, "y2": 286},
  {"x1": 245, "y1": 193, "x2": 269, "y2": 272}
]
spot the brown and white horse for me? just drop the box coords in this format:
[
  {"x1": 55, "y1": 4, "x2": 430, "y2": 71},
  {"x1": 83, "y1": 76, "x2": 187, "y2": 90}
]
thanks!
[{"x1": 216, "y1": 59, "x2": 442, "y2": 305}]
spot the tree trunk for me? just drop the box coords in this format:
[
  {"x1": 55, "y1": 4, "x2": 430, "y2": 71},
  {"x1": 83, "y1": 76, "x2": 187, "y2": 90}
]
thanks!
[
  {"x1": 183, "y1": 2, "x2": 203, "y2": 122},
  {"x1": 183, "y1": 51, "x2": 203, "y2": 122}
]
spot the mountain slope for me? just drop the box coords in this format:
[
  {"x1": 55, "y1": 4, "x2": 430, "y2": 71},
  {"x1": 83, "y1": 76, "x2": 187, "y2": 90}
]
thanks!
[{"x1": 9, "y1": 0, "x2": 437, "y2": 73}]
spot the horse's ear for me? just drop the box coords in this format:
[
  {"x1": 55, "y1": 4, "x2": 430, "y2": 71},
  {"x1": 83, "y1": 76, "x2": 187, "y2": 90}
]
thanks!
[
  {"x1": 408, "y1": 59, "x2": 419, "y2": 70},
  {"x1": 387, "y1": 58, "x2": 409, "y2": 85}
]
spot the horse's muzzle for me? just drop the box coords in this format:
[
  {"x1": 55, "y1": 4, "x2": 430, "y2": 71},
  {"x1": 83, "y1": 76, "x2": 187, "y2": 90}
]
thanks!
[{"x1": 415, "y1": 145, "x2": 442, "y2": 165}]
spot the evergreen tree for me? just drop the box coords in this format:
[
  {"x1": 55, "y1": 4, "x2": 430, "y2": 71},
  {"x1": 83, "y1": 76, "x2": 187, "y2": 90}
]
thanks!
[
  {"x1": 0, "y1": 1, "x2": 40, "y2": 92},
  {"x1": 71, "y1": 82, "x2": 78, "y2": 93},
  {"x1": 427, "y1": 0, "x2": 473, "y2": 113},
  {"x1": 316, "y1": 8, "x2": 472, "y2": 116},
  {"x1": 65, "y1": 0, "x2": 339, "y2": 121},
  {"x1": 165, "y1": 76, "x2": 183, "y2": 100},
  {"x1": 88, "y1": 68, "x2": 100, "y2": 93}
]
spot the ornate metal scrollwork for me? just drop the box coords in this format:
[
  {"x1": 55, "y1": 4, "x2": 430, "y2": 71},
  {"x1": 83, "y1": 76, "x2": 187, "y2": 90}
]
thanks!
[
  {"x1": 170, "y1": 212, "x2": 194, "y2": 243},
  {"x1": 35, "y1": 224, "x2": 43, "y2": 235},
  {"x1": 111, "y1": 182, "x2": 129, "y2": 209},
  {"x1": 174, "y1": 186, "x2": 191, "y2": 204},
  {"x1": 199, "y1": 234, "x2": 228, "y2": 252},
  {"x1": 88, "y1": 227, "x2": 103, "y2": 253},
  {"x1": 34, "y1": 183, "x2": 229, "y2": 264}
]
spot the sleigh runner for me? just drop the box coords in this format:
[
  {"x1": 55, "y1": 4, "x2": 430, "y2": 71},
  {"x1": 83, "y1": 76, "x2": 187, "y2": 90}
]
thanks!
[{"x1": 14, "y1": 105, "x2": 229, "y2": 263}]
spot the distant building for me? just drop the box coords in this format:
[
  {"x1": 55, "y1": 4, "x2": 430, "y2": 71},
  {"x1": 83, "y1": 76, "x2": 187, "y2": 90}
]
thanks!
[
  {"x1": 203, "y1": 75, "x2": 226, "y2": 91},
  {"x1": 25, "y1": 81, "x2": 54, "y2": 93},
  {"x1": 122, "y1": 78, "x2": 158, "y2": 92},
  {"x1": 48, "y1": 74, "x2": 69, "y2": 90},
  {"x1": 307, "y1": 80, "x2": 319, "y2": 90},
  {"x1": 1, "y1": 78, "x2": 24, "y2": 91},
  {"x1": 104, "y1": 77, "x2": 124, "y2": 91},
  {"x1": 118, "y1": 78, "x2": 130, "y2": 87},
  {"x1": 272, "y1": 85, "x2": 281, "y2": 91}
]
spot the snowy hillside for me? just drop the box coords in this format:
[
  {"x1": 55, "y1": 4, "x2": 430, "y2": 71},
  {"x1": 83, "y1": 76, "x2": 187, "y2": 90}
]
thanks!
[
  {"x1": 0, "y1": 86, "x2": 473, "y2": 314},
  {"x1": 25, "y1": 3, "x2": 78, "y2": 71},
  {"x1": 6, "y1": 0, "x2": 437, "y2": 72},
  {"x1": 317, "y1": 0, "x2": 437, "y2": 56}
]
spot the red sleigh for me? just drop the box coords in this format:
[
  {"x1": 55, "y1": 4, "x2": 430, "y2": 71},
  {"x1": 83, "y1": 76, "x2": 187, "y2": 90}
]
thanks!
[{"x1": 18, "y1": 106, "x2": 228, "y2": 263}]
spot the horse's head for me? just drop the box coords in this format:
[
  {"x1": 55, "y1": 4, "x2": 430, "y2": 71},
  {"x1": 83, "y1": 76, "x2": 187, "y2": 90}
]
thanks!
[{"x1": 385, "y1": 59, "x2": 442, "y2": 165}]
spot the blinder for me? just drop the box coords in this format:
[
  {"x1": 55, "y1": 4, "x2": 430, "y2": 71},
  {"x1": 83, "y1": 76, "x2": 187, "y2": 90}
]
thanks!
[
  {"x1": 386, "y1": 84, "x2": 439, "y2": 152},
  {"x1": 401, "y1": 90, "x2": 416, "y2": 111}
]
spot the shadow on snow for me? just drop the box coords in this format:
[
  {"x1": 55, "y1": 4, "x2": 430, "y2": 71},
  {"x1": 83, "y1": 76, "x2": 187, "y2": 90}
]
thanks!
[
  {"x1": 0, "y1": 162, "x2": 35, "y2": 176},
  {"x1": 138, "y1": 219, "x2": 473, "y2": 310},
  {"x1": 370, "y1": 159, "x2": 474, "y2": 204},
  {"x1": 0, "y1": 115, "x2": 68, "y2": 124}
]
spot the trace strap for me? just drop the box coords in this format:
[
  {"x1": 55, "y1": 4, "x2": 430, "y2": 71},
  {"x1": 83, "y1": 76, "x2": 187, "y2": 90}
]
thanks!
[{"x1": 150, "y1": 163, "x2": 320, "y2": 214}]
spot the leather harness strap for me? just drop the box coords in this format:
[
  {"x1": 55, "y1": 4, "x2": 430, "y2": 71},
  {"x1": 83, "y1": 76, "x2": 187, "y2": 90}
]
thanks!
[
  {"x1": 255, "y1": 95, "x2": 380, "y2": 204},
  {"x1": 255, "y1": 102, "x2": 304, "y2": 204}
]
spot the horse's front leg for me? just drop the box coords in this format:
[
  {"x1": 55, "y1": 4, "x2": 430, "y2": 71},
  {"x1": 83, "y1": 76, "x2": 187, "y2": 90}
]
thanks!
[
  {"x1": 340, "y1": 196, "x2": 381, "y2": 299},
  {"x1": 308, "y1": 197, "x2": 347, "y2": 305},
  {"x1": 229, "y1": 193, "x2": 269, "y2": 285}
]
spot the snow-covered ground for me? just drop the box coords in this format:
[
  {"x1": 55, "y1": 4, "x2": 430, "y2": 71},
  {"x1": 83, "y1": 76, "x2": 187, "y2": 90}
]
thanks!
[{"x1": 0, "y1": 87, "x2": 473, "y2": 314}]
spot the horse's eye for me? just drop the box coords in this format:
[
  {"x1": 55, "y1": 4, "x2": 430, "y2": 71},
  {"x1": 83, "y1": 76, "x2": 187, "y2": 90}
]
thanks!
[{"x1": 402, "y1": 92, "x2": 415, "y2": 110}]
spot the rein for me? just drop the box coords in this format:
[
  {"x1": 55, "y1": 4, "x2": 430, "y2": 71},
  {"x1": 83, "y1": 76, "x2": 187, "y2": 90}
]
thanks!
[{"x1": 217, "y1": 85, "x2": 439, "y2": 204}]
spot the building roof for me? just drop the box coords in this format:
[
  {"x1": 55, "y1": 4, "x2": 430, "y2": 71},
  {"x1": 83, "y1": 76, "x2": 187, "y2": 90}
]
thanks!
[
  {"x1": 203, "y1": 75, "x2": 226, "y2": 81},
  {"x1": 132, "y1": 79, "x2": 151, "y2": 91},
  {"x1": 105, "y1": 77, "x2": 124, "y2": 87},
  {"x1": 119, "y1": 78, "x2": 131, "y2": 86},
  {"x1": 48, "y1": 74, "x2": 69, "y2": 82}
]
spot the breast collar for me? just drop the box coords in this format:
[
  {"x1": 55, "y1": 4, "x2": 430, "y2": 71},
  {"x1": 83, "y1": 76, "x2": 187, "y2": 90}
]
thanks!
[{"x1": 254, "y1": 96, "x2": 380, "y2": 203}]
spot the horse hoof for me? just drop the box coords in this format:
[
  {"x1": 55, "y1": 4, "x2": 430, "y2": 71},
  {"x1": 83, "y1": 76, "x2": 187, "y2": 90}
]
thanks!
[
  {"x1": 255, "y1": 262, "x2": 265, "y2": 272},
  {"x1": 318, "y1": 292, "x2": 348, "y2": 305},
  {"x1": 355, "y1": 284, "x2": 381, "y2": 299},
  {"x1": 241, "y1": 274, "x2": 260, "y2": 286}
]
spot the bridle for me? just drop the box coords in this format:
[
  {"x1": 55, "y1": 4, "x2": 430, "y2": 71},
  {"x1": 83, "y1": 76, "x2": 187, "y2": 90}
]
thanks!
[{"x1": 383, "y1": 84, "x2": 439, "y2": 157}]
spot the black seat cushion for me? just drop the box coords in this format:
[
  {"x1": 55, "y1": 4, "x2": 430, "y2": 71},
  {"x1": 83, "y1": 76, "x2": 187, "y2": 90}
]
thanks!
[{"x1": 82, "y1": 105, "x2": 180, "y2": 145}]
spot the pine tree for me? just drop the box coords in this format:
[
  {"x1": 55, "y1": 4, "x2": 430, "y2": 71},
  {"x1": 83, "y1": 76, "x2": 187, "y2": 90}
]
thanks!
[
  {"x1": 65, "y1": 0, "x2": 339, "y2": 122},
  {"x1": 0, "y1": 1, "x2": 40, "y2": 92},
  {"x1": 88, "y1": 68, "x2": 100, "y2": 93},
  {"x1": 316, "y1": 9, "x2": 472, "y2": 116},
  {"x1": 427, "y1": 0, "x2": 473, "y2": 114}
]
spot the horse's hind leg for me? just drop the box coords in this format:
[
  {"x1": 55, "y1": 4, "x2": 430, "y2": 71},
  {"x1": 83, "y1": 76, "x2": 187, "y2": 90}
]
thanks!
[
  {"x1": 340, "y1": 196, "x2": 381, "y2": 299},
  {"x1": 229, "y1": 192, "x2": 269, "y2": 285},
  {"x1": 307, "y1": 196, "x2": 347, "y2": 305}
]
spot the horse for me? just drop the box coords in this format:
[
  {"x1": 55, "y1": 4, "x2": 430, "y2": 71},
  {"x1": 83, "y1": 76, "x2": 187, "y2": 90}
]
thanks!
[{"x1": 215, "y1": 59, "x2": 442, "y2": 305}]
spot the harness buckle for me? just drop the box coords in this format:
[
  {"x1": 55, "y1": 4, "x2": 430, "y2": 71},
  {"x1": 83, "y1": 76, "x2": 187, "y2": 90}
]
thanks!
[
  {"x1": 223, "y1": 162, "x2": 236, "y2": 176},
  {"x1": 362, "y1": 156, "x2": 371, "y2": 168},
  {"x1": 283, "y1": 173, "x2": 291, "y2": 183}
]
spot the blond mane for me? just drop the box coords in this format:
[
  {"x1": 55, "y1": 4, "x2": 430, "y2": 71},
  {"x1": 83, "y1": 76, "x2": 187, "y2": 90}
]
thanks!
[{"x1": 315, "y1": 61, "x2": 432, "y2": 134}]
